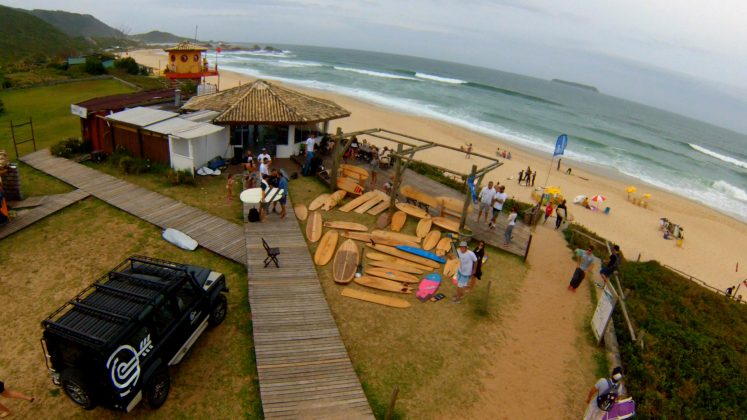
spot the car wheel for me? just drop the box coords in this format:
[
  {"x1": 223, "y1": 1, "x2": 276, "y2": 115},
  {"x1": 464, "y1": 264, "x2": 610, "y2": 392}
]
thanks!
[
  {"x1": 209, "y1": 294, "x2": 228, "y2": 326},
  {"x1": 146, "y1": 368, "x2": 170, "y2": 409},
  {"x1": 61, "y1": 369, "x2": 96, "y2": 410}
]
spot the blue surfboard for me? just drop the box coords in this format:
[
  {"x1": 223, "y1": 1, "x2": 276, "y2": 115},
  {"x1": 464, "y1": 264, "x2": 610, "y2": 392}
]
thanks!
[{"x1": 395, "y1": 245, "x2": 446, "y2": 263}]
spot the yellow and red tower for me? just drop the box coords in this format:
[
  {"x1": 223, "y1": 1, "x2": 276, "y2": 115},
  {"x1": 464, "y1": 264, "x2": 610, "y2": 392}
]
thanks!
[{"x1": 163, "y1": 41, "x2": 218, "y2": 83}]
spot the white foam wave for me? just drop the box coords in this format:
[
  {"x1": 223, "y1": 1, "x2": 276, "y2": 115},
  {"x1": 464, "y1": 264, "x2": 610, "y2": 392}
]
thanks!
[
  {"x1": 689, "y1": 143, "x2": 747, "y2": 169},
  {"x1": 415, "y1": 72, "x2": 466, "y2": 84},
  {"x1": 220, "y1": 49, "x2": 293, "y2": 58},
  {"x1": 276, "y1": 60, "x2": 323, "y2": 68},
  {"x1": 333, "y1": 66, "x2": 418, "y2": 81},
  {"x1": 713, "y1": 180, "x2": 747, "y2": 202}
]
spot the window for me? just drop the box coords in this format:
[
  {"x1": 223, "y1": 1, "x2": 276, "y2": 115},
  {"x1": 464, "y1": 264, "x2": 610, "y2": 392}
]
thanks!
[
  {"x1": 170, "y1": 54, "x2": 176, "y2": 62},
  {"x1": 152, "y1": 304, "x2": 177, "y2": 337},
  {"x1": 180, "y1": 54, "x2": 188, "y2": 62},
  {"x1": 175, "y1": 280, "x2": 199, "y2": 313},
  {"x1": 259, "y1": 125, "x2": 289, "y2": 147},
  {"x1": 172, "y1": 138, "x2": 190, "y2": 157},
  {"x1": 193, "y1": 54, "x2": 199, "y2": 62}
]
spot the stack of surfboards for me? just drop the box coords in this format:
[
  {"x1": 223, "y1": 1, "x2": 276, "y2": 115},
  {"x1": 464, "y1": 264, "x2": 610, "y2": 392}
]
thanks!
[
  {"x1": 337, "y1": 189, "x2": 390, "y2": 215},
  {"x1": 340, "y1": 164, "x2": 369, "y2": 181},
  {"x1": 400, "y1": 184, "x2": 439, "y2": 208}
]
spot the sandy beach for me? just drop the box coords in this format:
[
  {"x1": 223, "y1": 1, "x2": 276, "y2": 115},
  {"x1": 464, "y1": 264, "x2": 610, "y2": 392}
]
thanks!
[{"x1": 130, "y1": 49, "x2": 746, "y2": 291}]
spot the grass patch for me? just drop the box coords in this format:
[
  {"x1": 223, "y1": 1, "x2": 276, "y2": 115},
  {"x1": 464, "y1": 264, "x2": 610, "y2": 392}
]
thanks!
[
  {"x1": 17, "y1": 162, "x2": 74, "y2": 197},
  {"x1": 0, "y1": 198, "x2": 260, "y2": 419},
  {"x1": 0, "y1": 79, "x2": 135, "y2": 156},
  {"x1": 289, "y1": 176, "x2": 527, "y2": 419}
]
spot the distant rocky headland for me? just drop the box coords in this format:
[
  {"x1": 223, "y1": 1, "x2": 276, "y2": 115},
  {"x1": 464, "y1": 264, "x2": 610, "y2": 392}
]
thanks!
[{"x1": 551, "y1": 79, "x2": 599, "y2": 93}]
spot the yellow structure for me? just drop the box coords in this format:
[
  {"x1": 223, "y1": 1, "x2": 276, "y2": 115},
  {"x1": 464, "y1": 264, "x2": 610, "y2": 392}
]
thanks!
[{"x1": 163, "y1": 41, "x2": 218, "y2": 81}]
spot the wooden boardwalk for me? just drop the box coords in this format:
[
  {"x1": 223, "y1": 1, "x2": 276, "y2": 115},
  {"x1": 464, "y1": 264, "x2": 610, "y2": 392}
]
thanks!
[
  {"x1": 0, "y1": 190, "x2": 90, "y2": 240},
  {"x1": 20, "y1": 150, "x2": 246, "y2": 264},
  {"x1": 244, "y1": 200, "x2": 373, "y2": 419}
]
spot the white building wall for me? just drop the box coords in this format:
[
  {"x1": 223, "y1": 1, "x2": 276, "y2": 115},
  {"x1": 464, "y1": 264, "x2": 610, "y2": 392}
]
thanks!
[{"x1": 275, "y1": 125, "x2": 296, "y2": 159}]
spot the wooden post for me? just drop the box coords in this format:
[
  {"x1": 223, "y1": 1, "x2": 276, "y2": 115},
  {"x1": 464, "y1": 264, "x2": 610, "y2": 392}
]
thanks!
[
  {"x1": 385, "y1": 386, "x2": 399, "y2": 420},
  {"x1": 30, "y1": 116, "x2": 36, "y2": 152},
  {"x1": 330, "y1": 127, "x2": 343, "y2": 192},
  {"x1": 388, "y1": 143, "x2": 404, "y2": 214},
  {"x1": 10, "y1": 120, "x2": 18, "y2": 158},
  {"x1": 523, "y1": 234, "x2": 532, "y2": 262},
  {"x1": 459, "y1": 164, "x2": 477, "y2": 232}
]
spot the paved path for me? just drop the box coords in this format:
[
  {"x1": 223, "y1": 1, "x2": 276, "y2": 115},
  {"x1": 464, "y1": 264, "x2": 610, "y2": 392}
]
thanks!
[
  {"x1": 20, "y1": 149, "x2": 246, "y2": 263},
  {"x1": 0, "y1": 189, "x2": 90, "y2": 240},
  {"x1": 243, "y1": 200, "x2": 373, "y2": 419}
]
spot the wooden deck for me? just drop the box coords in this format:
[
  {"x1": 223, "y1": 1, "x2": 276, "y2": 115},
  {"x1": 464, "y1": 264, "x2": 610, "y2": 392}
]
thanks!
[
  {"x1": 244, "y1": 200, "x2": 373, "y2": 419},
  {"x1": 0, "y1": 189, "x2": 90, "y2": 240},
  {"x1": 20, "y1": 150, "x2": 246, "y2": 264}
]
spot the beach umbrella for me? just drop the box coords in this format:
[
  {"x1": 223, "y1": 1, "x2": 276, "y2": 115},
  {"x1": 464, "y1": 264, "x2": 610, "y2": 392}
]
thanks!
[
  {"x1": 573, "y1": 194, "x2": 586, "y2": 204},
  {"x1": 544, "y1": 186, "x2": 562, "y2": 195},
  {"x1": 625, "y1": 186, "x2": 637, "y2": 193},
  {"x1": 643, "y1": 193, "x2": 652, "y2": 199},
  {"x1": 591, "y1": 195, "x2": 606, "y2": 203}
]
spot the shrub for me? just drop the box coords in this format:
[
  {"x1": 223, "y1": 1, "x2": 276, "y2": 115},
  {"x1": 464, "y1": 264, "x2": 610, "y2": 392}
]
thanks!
[
  {"x1": 0, "y1": 98, "x2": 4, "y2": 114},
  {"x1": 114, "y1": 57, "x2": 140, "y2": 75},
  {"x1": 84, "y1": 56, "x2": 106, "y2": 75},
  {"x1": 166, "y1": 169, "x2": 196, "y2": 186},
  {"x1": 118, "y1": 155, "x2": 151, "y2": 174},
  {"x1": 408, "y1": 161, "x2": 467, "y2": 193},
  {"x1": 50, "y1": 137, "x2": 87, "y2": 158}
]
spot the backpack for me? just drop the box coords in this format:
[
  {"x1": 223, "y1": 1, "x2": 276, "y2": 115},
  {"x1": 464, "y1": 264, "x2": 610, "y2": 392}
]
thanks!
[
  {"x1": 597, "y1": 379, "x2": 620, "y2": 411},
  {"x1": 248, "y1": 207, "x2": 260, "y2": 223}
]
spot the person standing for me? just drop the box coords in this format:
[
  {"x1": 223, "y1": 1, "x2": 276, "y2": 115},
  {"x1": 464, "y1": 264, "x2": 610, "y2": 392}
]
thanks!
[
  {"x1": 477, "y1": 181, "x2": 497, "y2": 223},
  {"x1": 518, "y1": 169, "x2": 524, "y2": 184},
  {"x1": 243, "y1": 150, "x2": 254, "y2": 173},
  {"x1": 555, "y1": 199, "x2": 567, "y2": 229},
  {"x1": 225, "y1": 174, "x2": 236, "y2": 201},
  {"x1": 275, "y1": 169, "x2": 289, "y2": 219},
  {"x1": 0, "y1": 379, "x2": 34, "y2": 418},
  {"x1": 503, "y1": 206, "x2": 518, "y2": 246},
  {"x1": 569, "y1": 245, "x2": 595, "y2": 291},
  {"x1": 489, "y1": 185, "x2": 507, "y2": 228},
  {"x1": 257, "y1": 148, "x2": 272, "y2": 164},
  {"x1": 468, "y1": 240, "x2": 486, "y2": 292},
  {"x1": 453, "y1": 241, "x2": 477, "y2": 303},
  {"x1": 525, "y1": 169, "x2": 532, "y2": 186},
  {"x1": 544, "y1": 201, "x2": 554, "y2": 224},
  {"x1": 305, "y1": 132, "x2": 317, "y2": 155},
  {"x1": 303, "y1": 143, "x2": 315, "y2": 176},
  {"x1": 583, "y1": 367, "x2": 626, "y2": 419},
  {"x1": 599, "y1": 245, "x2": 621, "y2": 286},
  {"x1": 259, "y1": 158, "x2": 270, "y2": 178},
  {"x1": 531, "y1": 171, "x2": 537, "y2": 186},
  {"x1": 369, "y1": 151, "x2": 380, "y2": 189}
]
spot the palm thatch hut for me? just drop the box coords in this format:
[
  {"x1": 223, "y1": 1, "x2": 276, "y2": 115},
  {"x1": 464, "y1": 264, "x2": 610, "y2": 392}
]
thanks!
[{"x1": 181, "y1": 80, "x2": 350, "y2": 158}]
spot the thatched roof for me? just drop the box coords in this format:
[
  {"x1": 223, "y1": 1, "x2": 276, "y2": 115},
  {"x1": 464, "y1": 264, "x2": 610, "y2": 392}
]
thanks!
[
  {"x1": 165, "y1": 41, "x2": 207, "y2": 52},
  {"x1": 181, "y1": 80, "x2": 351, "y2": 125}
]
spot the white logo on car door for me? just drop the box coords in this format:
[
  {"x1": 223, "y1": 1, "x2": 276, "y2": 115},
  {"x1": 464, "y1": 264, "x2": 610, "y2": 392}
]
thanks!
[{"x1": 106, "y1": 335, "x2": 154, "y2": 397}]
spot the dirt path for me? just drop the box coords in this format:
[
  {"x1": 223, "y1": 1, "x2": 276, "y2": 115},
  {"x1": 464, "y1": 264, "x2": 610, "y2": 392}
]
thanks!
[{"x1": 460, "y1": 223, "x2": 598, "y2": 419}]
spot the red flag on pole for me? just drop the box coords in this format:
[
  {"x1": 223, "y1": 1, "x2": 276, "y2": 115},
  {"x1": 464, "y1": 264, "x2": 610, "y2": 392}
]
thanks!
[{"x1": 216, "y1": 47, "x2": 222, "y2": 53}]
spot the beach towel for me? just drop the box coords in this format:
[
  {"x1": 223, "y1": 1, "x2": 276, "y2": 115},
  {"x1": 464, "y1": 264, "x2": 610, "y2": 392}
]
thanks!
[{"x1": 417, "y1": 273, "x2": 442, "y2": 302}]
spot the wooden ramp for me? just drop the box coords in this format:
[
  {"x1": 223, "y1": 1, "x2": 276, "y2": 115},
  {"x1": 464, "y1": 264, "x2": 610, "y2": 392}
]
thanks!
[
  {"x1": 244, "y1": 200, "x2": 373, "y2": 419},
  {"x1": 0, "y1": 190, "x2": 90, "y2": 240},
  {"x1": 20, "y1": 150, "x2": 246, "y2": 264}
]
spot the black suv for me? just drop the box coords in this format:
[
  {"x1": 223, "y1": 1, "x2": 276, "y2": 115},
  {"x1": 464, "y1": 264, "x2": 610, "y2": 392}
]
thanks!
[{"x1": 41, "y1": 256, "x2": 228, "y2": 412}]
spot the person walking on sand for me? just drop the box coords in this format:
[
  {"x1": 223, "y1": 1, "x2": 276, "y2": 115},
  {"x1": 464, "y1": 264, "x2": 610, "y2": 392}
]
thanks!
[
  {"x1": 225, "y1": 174, "x2": 236, "y2": 201},
  {"x1": 477, "y1": 181, "x2": 496, "y2": 223},
  {"x1": 0, "y1": 379, "x2": 34, "y2": 418},
  {"x1": 525, "y1": 169, "x2": 532, "y2": 186},
  {"x1": 465, "y1": 143, "x2": 473, "y2": 159},
  {"x1": 503, "y1": 206, "x2": 518, "y2": 247},
  {"x1": 468, "y1": 240, "x2": 486, "y2": 292},
  {"x1": 599, "y1": 245, "x2": 621, "y2": 287},
  {"x1": 453, "y1": 241, "x2": 477, "y2": 303},
  {"x1": 489, "y1": 185, "x2": 507, "y2": 228},
  {"x1": 569, "y1": 245, "x2": 595, "y2": 292},
  {"x1": 544, "y1": 201, "x2": 554, "y2": 224},
  {"x1": 583, "y1": 367, "x2": 626, "y2": 419},
  {"x1": 555, "y1": 199, "x2": 567, "y2": 229},
  {"x1": 518, "y1": 169, "x2": 524, "y2": 184},
  {"x1": 531, "y1": 171, "x2": 537, "y2": 186}
]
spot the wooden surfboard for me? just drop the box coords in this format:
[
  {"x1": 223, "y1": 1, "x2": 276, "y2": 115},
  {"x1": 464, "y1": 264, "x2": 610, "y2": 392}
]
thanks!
[
  {"x1": 337, "y1": 177, "x2": 364, "y2": 195},
  {"x1": 340, "y1": 164, "x2": 369, "y2": 180},
  {"x1": 395, "y1": 202, "x2": 430, "y2": 219},
  {"x1": 333, "y1": 239, "x2": 359, "y2": 284},
  {"x1": 314, "y1": 229, "x2": 339, "y2": 266},
  {"x1": 339, "y1": 190, "x2": 377, "y2": 212},
  {"x1": 422, "y1": 230, "x2": 441, "y2": 251},
  {"x1": 365, "y1": 267, "x2": 420, "y2": 283},
  {"x1": 400, "y1": 184, "x2": 439, "y2": 208},
  {"x1": 443, "y1": 258, "x2": 459, "y2": 278},
  {"x1": 324, "y1": 221, "x2": 368, "y2": 231},
  {"x1": 366, "y1": 244, "x2": 440, "y2": 268},
  {"x1": 416, "y1": 217, "x2": 432, "y2": 238},
  {"x1": 309, "y1": 193, "x2": 331, "y2": 211},
  {"x1": 355, "y1": 276, "x2": 414, "y2": 294},
  {"x1": 305, "y1": 211, "x2": 323, "y2": 243},
  {"x1": 391, "y1": 211, "x2": 407, "y2": 232},
  {"x1": 366, "y1": 253, "x2": 433, "y2": 271},
  {"x1": 341, "y1": 232, "x2": 418, "y2": 247},
  {"x1": 432, "y1": 216, "x2": 460, "y2": 232},
  {"x1": 322, "y1": 190, "x2": 347, "y2": 210},
  {"x1": 341, "y1": 288, "x2": 411, "y2": 308},
  {"x1": 294, "y1": 203, "x2": 308, "y2": 221},
  {"x1": 354, "y1": 195, "x2": 385, "y2": 214},
  {"x1": 368, "y1": 260, "x2": 425, "y2": 275},
  {"x1": 372, "y1": 230, "x2": 420, "y2": 244},
  {"x1": 439, "y1": 196, "x2": 473, "y2": 214},
  {"x1": 435, "y1": 237, "x2": 452, "y2": 256},
  {"x1": 376, "y1": 212, "x2": 391, "y2": 229},
  {"x1": 367, "y1": 198, "x2": 391, "y2": 215}
]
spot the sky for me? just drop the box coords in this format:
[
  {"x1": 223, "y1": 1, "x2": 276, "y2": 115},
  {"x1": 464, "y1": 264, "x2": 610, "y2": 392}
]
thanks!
[{"x1": 5, "y1": 0, "x2": 747, "y2": 133}]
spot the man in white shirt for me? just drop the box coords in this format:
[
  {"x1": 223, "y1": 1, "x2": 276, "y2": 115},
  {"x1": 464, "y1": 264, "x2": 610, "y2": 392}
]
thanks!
[
  {"x1": 305, "y1": 133, "x2": 317, "y2": 155},
  {"x1": 477, "y1": 181, "x2": 497, "y2": 223},
  {"x1": 453, "y1": 241, "x2": 478, "y2": 303},
  {"x1": 257, "y1": 148, "x2": 272, "y2": 164},
  {"x1": 489, "y1": 185, "x2": 507, "y2": 228},
  {"x1": 259, "y1": 158, "x2": 270, "y2": 177}
]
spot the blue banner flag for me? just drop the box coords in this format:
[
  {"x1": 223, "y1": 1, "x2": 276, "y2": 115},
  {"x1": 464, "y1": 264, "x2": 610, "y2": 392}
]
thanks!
[{"x1": 553, "y1": 134, "x2": 568, "y2": 157}]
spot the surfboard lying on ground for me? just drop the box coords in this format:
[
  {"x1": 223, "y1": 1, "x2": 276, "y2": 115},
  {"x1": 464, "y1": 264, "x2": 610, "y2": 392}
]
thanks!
[
  {"x1": 372, "y1": 230, "x2": 420, "y2": 244},
  {"x1": 365, "y1": 253, "x2": 433, "y2": 271},
  {"x1": 294, "y1": 203, "x2": 308, "y2": 221},
  {"x1": 354, "y1": 194, "x2": 385, "y2": 213},
  {"x1": 324, "y1": 221, "x2": 368, "y2": 231},
  {"x1": 340, "y1": 163, "x2": 369, "y2": 181},
  {"x1": 341, "y1": 287, "x2": 411, "y2": 308},
  {"x1": 376, "y1": 212, "x2": 391, "y2": 229},
  {"x1": 305, "y1": 211, "x2": 323, "y2": 242},
  {"x1": 391, "y1": 211, "x2": 407, "y2": 232},
  {"x1": 367, "y1": 197, "x2": 391, "y2": 215},
  {"x1": 365, "y1": 267, "x2": 420, "y2": 283},
  {"x1": 366, "y1": 244, "x2": 440, "y2": 268},
  {"x1": 314, "y1": 230, "x2": 339, "y2": 266},
  {"x1": 341, "y1": 231, "x2": 419, "y2": 247},
  {"x1": 322, "y1": 190, "x2": 347, "y2": 210},
  {"x1": 368, "y1": 260, "x2": 426, "y2": 275},
  {"x1": 337, "y1": 177, "x2": 364, "y2": 195},
  {"x1": 309, "y1": 193, "x2": 331, "y2": 211},
  {"x1": 333, "y1": 239, "x2": 359, "y2": 284},
  {"x1": 162, "y1": 228, "x2": 198, "y2": 251},
  {"x1": 355, "y1": 276, "x2": 414, "y2": 294},
  {"x1": 422, "y1": 230, "x2": 441, "y2": 251},
  {"x1": 416, "y1": 273, "x2": 442, "y2": 301},
  {"x1": 432, "y1": 216, "x2": 460, "y2": 232},
  {"x1": 442, "y1": 258, "x2": 459, "y2": 278},
  {"x1": 416, "y1": 217, "x2": 432, "y2": 238},
  {"x1": 400, "y1": 185, "x2": 439, "y2": 208},
  {"x1": 338, "y1": 191, "x2": 377, "y2": 212},
  {"x1": 395, "y1": 202, "x2": 430, "y2": 219},
  {"x1": 435, "y1": 237, "x2": 452, "y2": 256},
  {"x1": 396, "y1": 245, "x2": 447, "y2": 263}
]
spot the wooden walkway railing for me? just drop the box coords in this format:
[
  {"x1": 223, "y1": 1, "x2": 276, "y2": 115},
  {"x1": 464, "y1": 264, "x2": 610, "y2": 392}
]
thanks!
[
  {"x1": 243, "y1": 200, "x2": 373, "y2": 418},
  {"x1": 20, "y1": 150, "x2": 246, "y2": 264},
  {"x1": 0, "y1": 189, "x2": 90, "y2": 240}
]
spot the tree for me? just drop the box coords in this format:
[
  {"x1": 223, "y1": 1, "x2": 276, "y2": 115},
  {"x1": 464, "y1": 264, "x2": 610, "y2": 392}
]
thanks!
[
  {"x1": 114, "y1": 57, "x2": 140, "y2": 75},
  {"x1": 84, "y1": 56, "x2": 106, "y2": 75},
  {"x1": 0, "y1": 98, "x2": 5, "y2": 114}
]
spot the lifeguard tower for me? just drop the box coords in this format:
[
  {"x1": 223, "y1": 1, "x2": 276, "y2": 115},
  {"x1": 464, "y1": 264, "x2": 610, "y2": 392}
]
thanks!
[{"x1": 163, "y1": 41, "x2": 219, "y2": 90}]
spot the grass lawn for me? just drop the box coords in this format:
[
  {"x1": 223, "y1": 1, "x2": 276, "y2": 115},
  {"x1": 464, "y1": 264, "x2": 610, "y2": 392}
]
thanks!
[
  {"x1": 0, "y1": 79, "x2": 136, "y2": 156},
  {"x1": 0, "y1": 198, "x2": 261, "y2": 419},
  {"x1": 289, "y1": 176, "x2": 528, "y2": 419}
]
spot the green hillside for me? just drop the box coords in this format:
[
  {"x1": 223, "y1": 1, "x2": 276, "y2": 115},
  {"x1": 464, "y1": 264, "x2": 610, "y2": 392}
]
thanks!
[
  {"x1": 29, "y1": 9, "x2": 123, "y2": 38},
  {"x1": 0, "y1": 5, "x2": 86, "y2": 64},
  {"x1": 131, "y1": 30, "x2": 188, "y2": 44}
]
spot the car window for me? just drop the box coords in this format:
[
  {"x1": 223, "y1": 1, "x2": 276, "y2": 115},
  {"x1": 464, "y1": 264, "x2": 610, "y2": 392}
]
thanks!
[
  {"x1": 152, "y1": 304, "x2": 177, "y2": 337},
  {"x1": 175, "y1": 280, "x2": 199, "y2": 312}
]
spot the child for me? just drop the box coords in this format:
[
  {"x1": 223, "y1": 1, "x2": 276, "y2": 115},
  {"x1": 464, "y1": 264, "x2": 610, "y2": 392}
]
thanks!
[
  {"x1": 544, "y1": 202, "x2": 554, "y2": 224},
  {"x1": 225, "y1": 174, "x2": 236, "y2": 201}
]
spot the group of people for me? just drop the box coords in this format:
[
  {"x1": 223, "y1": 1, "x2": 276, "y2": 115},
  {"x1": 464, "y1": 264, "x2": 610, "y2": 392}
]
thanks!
[
  {"x1": 496, "y1": 147, "x2": 512, "y2": 159},
  {"x1": 543, "y1": 199, "x2": 568, "y2": 230},
  {"x1": 517, "y1": 166, "x2": 537, "y2": 187},
  {"x1": 230, "y1": 148, "x2": 289, "y2": 220},
  {"x1": 476, "y1": 181, "x2": 520, "y2": 247},
  {"x1": 453, "y1": 240, "x2": 486, "y2": 303}
]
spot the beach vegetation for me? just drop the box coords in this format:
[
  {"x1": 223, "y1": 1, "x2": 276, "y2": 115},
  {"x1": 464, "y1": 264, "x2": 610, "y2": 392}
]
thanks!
[
  {"x1": 166, "y1": 168, "x2": 197, "y2": 186},
  {"x1": 408, "y1": 160, "x2": 468, "y2": 193},
  {"x1": 0, "y1": 98, "x2": 4, "y2": 114},
  {"x1": 113, "y1": 56, "x2": 141, "y2": 75},
  {"x1": 49, "y1": 136, "x2": 91, "y2": 158},
  {"x1": 83, "y1": 56, "x2": 106, "y2": 75}
]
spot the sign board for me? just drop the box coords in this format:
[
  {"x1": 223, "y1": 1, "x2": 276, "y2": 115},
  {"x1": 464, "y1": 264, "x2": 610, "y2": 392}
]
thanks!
[
  {"x1": 70, "y1": 104, "x2": 88, "y2": 118},
  {"x1": 591, "y1": 283, "x2": 618, "y2": 344}
]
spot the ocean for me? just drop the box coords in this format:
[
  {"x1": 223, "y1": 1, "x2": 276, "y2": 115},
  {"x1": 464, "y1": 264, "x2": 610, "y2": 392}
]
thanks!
[{"x1": 217, "y1": 44, "x2": 747, "y2": 222}]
